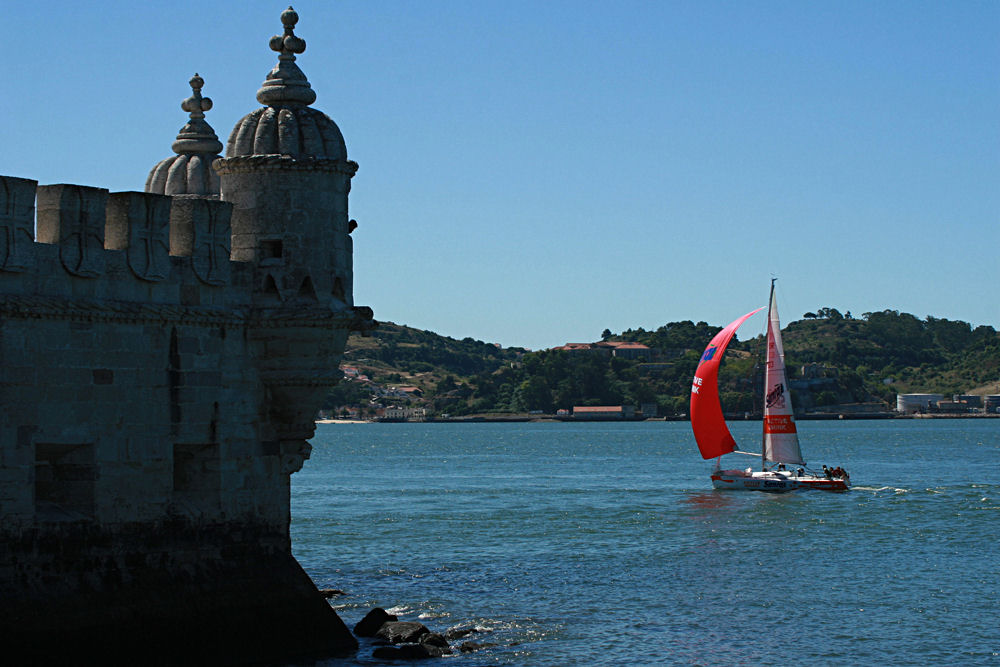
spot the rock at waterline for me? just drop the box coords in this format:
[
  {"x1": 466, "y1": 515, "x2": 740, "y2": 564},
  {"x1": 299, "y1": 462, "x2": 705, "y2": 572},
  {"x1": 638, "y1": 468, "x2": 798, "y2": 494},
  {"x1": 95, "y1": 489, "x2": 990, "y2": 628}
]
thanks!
[
  {"x1": 353, "y1": 607, "x2": 398, "y2": 637},
  {"x1": 376, "y1": 620, "x2": 431, "y2": 644},
  {"x1": 319, "y1": 588, "x2": 346, "y2": 599},
  {"x1": 460, "y1": 641, "x2": 498, "y2": 653},
  {"x1": 372, "y1": 642, "x2": 449, "y2": 659},
  {"x1": 444, "y1": 626, "x2": 480, "y2": 641},
  {"x1": 421, "y1": 632, "x2": 449, "y2": 648}
]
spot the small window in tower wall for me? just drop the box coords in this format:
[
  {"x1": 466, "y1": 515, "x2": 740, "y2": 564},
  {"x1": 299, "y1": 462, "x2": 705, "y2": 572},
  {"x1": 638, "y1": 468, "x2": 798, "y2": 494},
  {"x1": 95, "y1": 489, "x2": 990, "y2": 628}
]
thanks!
[
  {"x1": 34, "y1": 443, "x2": 96, "y2": 520},
  {"x1": 261, "y1": 239, "x2": 284, "y2": 259},
  {"x1": 173, "y1": 443, "x2": 221, "y2": 512}
]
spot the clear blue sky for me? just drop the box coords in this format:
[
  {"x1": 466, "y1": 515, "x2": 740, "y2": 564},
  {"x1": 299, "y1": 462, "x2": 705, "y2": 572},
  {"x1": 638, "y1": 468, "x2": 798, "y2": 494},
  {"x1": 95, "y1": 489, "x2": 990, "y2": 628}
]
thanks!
[{"x1": 3, "y1": 1, "x2": 997, "y2": 350}]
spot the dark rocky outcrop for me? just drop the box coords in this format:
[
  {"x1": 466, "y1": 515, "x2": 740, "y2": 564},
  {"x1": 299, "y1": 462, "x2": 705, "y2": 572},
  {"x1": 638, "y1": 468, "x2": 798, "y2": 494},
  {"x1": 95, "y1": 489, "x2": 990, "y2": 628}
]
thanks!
[
  {"x1": 319, "y1": 588, "x2": 346, "y2": 599},
  {"x1": 353, "y1": 608, "x2": 500, "y2": 660},
  {"x1": 460, "y1": 641, "x2": 499, "y2": 653},
  {"x1": 444, "y1": 626, "x2": 481, "y2": 641},
  {"x1": 421, "y1": 632, "x2": 449, "y2": 648},
  {"x1": 353, "y1": 607, "x2": 398, "y2": 636},
  {"x1": 372, "y1": 643, "x2": 449, "y2": 660},
  {"x1": 376, "y1": 620, "x2": 432, "y2": 644}
]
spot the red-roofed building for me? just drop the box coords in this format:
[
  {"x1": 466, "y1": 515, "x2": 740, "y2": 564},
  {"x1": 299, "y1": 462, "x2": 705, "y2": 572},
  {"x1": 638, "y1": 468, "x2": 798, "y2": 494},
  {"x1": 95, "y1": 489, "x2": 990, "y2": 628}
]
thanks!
[
  {"x1": 552, "y1": 342, "x2": 610, "y2": 355},
  {"x1": 571, "y1": 405, "x2": 636, "y2": 420}
]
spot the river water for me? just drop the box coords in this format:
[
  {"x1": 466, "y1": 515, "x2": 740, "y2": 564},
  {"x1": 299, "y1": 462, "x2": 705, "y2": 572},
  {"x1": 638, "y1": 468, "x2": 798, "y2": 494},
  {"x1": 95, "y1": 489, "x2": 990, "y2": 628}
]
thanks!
[{"x1": 291, "y1": 420, "x2": 1000, "y2": 665}]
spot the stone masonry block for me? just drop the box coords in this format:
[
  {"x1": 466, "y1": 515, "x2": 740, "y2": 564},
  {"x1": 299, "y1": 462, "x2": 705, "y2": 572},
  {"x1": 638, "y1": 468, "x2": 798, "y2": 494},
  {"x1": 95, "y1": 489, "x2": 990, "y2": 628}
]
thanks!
[
  {"x1": 92, "y1": 369, "x2": 114, "y2": 385},
  {"x1": 105, "y1": 191, "x2": 172, "y2": 282},
  {"x1": 0, "y1": 175, "x2": 38, "y2": 273},
  {"x1": 1, "y1": 366, "x2": 37, "y2": 386},
  {"x1": 169, "y1": 197, "x2": 232, "y2": 286},
  {"x1": 175, "y1": 336, "x2": 202, "y2": 355},
  {"x1": 36, "y1": 183, "x2": 108, "y2": 278}
]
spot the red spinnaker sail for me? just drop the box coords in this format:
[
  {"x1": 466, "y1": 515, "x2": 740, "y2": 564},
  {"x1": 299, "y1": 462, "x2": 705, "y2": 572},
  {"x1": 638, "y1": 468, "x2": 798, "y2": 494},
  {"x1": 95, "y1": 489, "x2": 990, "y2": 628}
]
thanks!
[{"x1": 690, "y1": 307, "x2": 764, "y2": 459}]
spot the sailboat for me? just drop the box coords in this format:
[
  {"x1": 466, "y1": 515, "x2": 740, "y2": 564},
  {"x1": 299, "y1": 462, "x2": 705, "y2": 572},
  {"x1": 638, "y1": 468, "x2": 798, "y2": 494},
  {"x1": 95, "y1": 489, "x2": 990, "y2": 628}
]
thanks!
[{"x1": 690, "y1": 281, "x2": 850, "y2": 492}]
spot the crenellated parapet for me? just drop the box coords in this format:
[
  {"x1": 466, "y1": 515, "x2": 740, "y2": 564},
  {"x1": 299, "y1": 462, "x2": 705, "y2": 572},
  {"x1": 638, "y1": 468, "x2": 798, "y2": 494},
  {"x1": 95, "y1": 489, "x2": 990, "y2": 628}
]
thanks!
[
  {"x1": 169, "y1": 196, "x2": 233, "y2": 286},
  {"x1": 0, "y1": 176, "x2": 38, "y2": 273},
  {"x1": 0, "y1": 173, "x2": 375, "y2": 329},
  {"x1": 0, "y1": 176, "x2": 240, "y2": 312}
]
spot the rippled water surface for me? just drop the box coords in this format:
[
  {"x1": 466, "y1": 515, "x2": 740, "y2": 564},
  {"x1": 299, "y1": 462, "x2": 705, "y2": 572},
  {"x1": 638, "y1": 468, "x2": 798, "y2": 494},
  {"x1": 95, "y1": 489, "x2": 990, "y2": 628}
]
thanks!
[{"x1": 291, "y1": 420, "x2": 1000, "y2": 665}]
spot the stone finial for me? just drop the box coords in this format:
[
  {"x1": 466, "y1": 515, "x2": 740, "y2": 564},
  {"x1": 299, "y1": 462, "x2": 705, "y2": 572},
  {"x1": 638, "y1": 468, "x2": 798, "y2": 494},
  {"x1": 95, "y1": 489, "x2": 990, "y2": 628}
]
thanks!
[
  {"x1": 172, "y1": 74, "x2": 224, "y2": 156},
  {"x1": 257, "y1": 7, "x2": 317, "y2": 107},
  {"x1": 270, "y1": 7, "x2": 307, "y2": 55},
  {"x1": 183, "y1": 74, "x2": 213, "y2": 120}
]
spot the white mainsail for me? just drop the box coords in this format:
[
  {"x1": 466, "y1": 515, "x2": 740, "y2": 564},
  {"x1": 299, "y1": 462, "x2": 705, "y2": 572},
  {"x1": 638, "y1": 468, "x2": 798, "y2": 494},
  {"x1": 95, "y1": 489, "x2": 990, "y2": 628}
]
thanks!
[{"x1": 762, "y1": 285, "x2": 805, "y2": 465}]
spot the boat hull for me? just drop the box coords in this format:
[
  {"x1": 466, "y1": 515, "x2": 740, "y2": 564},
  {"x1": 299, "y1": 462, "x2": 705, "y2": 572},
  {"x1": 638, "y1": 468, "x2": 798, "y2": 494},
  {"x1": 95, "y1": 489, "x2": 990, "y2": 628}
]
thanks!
[{"x1": 711, "y1": 469, "x2": 849, "y2": 492}]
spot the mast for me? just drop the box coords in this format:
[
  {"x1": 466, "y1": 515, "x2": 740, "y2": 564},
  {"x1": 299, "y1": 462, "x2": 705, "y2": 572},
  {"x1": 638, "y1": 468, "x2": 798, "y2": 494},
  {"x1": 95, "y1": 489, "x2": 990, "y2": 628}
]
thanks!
[{"x1": 761, "y1": 278, "x2": 775, "y2": 471}]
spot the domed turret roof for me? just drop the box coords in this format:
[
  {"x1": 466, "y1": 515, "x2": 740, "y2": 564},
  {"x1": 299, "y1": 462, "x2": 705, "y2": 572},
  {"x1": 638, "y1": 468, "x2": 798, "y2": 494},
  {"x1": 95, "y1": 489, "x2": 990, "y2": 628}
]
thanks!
[
  {"x1": 146, "y1": 74, "x2": 223, "y2": 195},
  {"x1": 225, "y1": 7, "x2": 346, "y2": 161}
]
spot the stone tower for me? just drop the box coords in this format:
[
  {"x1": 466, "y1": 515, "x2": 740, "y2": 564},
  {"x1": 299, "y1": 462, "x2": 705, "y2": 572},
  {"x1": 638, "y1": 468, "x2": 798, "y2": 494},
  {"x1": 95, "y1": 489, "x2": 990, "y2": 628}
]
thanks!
[
  {"x1": 0, "y1": 8, "x2": 374, "y2": 663},
  {"x1": 215, "y1": 6, "x2": 364, "y2": 466}
]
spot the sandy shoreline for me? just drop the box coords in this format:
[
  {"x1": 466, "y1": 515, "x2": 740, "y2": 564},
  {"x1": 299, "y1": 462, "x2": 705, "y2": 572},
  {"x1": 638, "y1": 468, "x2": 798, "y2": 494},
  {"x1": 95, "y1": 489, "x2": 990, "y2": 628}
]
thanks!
[
  {"x1": 315, "y1": 419, "x2": 371, "y2": 424},
  {"x1": 315, "y1": 413, "x2": 999, "y2": 425}
]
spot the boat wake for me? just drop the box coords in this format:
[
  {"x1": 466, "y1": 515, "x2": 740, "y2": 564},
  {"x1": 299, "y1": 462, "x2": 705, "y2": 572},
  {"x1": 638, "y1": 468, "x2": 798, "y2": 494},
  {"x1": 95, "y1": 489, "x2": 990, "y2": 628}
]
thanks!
[{"x1": 855, "y1": 485, "x2": 908, "y2": 493}]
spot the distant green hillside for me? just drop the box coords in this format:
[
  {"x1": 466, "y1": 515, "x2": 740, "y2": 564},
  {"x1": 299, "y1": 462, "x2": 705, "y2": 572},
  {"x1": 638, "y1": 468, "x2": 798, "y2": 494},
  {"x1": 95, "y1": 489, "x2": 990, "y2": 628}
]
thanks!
[
  {"x1": 779, "y1": 309, "x2": 1000, "y2": 397},
  {"x1": 322, "y1": 322, "x2": 526, "y2": 416},
  {"x1": 324, "y1": 311, "x2": 1000, "y2": 418}
]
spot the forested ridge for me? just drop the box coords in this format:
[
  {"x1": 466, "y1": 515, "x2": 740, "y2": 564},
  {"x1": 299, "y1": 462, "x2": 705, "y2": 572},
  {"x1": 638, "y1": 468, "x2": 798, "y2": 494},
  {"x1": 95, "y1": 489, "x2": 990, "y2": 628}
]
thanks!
[{"x1": 325, "y1": 310, "x2": 1000, "y2": 417}]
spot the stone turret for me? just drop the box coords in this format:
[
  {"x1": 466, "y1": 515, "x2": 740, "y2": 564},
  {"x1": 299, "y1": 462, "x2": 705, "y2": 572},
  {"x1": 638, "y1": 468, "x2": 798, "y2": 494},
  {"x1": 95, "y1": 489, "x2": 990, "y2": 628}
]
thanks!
[
  {"x1": 145, "y1": 74, "x2": 223, "y2": 195},
  {"x1": 215, "y1": 7, "x2": 371, "y2": 462},
  {"x1": 216, "y1": 6, "x2": 356, "y2": 306}
]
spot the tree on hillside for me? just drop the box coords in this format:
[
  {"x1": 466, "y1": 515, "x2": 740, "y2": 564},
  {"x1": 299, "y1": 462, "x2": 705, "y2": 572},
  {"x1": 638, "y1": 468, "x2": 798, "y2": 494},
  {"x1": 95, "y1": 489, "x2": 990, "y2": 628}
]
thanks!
[{"x1": 924, "y1": 316, "x2": 973, "y2": 353}]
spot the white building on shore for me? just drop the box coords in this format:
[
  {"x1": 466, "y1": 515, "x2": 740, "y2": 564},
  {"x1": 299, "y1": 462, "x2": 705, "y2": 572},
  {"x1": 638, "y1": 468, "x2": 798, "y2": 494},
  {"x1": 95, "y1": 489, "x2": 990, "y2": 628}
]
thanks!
[{"x1": 896, "y1": 394, "x2": 944, "y2": 414}]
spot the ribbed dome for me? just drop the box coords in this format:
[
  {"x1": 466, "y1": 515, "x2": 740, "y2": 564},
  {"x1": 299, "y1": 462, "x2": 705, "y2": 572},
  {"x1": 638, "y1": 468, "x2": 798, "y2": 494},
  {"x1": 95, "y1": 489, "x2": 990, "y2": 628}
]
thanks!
[
  {"x1": 224, "y1": 7, "x2": 346, "y2": 161},
  {"x1": 145, "y1": 74, "x2": 223, "y2": 196},
  {"x1": 146, "y1": 153, "x2": 220, "y2": 196},
  {"x1": 225, "y1": 106, "x2": 346, "y2": 160}
]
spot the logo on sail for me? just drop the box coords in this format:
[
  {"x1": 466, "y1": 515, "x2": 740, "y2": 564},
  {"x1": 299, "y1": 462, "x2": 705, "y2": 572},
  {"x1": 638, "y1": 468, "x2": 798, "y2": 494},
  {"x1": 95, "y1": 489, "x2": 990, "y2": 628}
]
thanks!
[
  {"x1": 701, "y1": 346, "x2": 717, "y2": 362},
  {"x1": 765, "y1": 382, "x2": 785, "y2": 408},
  {"x1": 764, "y1": 415, "x2": 797, "y2": 434}
]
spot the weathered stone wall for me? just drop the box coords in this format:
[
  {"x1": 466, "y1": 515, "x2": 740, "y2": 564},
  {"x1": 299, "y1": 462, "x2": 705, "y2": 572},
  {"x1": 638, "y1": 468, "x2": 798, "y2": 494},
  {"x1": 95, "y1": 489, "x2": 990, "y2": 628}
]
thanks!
[
  {"x1": 0, "y1": 173, "x2": 370, "y2": 661},
  {"x1": 0, "y1": 9, "x2": 376, "y2": 661}
]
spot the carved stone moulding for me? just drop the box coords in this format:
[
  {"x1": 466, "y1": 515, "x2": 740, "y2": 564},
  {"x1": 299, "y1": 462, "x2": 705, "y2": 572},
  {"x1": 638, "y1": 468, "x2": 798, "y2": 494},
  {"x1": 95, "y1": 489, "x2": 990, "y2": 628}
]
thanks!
[
  {"x1": 105, "y1": 192, "x2": 172, "y2": 282},
  {"x1": 213, "y1": 155, "x2": 358, "y2": 177},
  {"x1": 259, "y1": 369, "x2": 347, "y2": 387},
  {"x1": 250, "y1": 304, "x2": 376, "y2": 331},
  {"x1": 0, "y1": 175, "x2": 38, "y2": 273},
  {"x1": 0, "y1": 294, "x2": 246, "y2": 327},
  {"x1": 36, "y1": 184, "x2": 109, "y2": 278},
  {"x1": 169, "y1": 197, "x2": 233, "y2": 286},
  {"x1": 279, "y1": 439, "x2": 313, "y2": 475}
]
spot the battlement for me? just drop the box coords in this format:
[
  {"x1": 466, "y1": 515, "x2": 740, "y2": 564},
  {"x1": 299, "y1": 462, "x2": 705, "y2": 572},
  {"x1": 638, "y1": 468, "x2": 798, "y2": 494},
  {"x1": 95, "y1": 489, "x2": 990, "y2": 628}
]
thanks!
[
  {"x1": 1, "y1": 175, "x2": 243, "y2": 308},
  {"x1": 0, "y1": 172, "x2": 373, "y2": 519}
]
